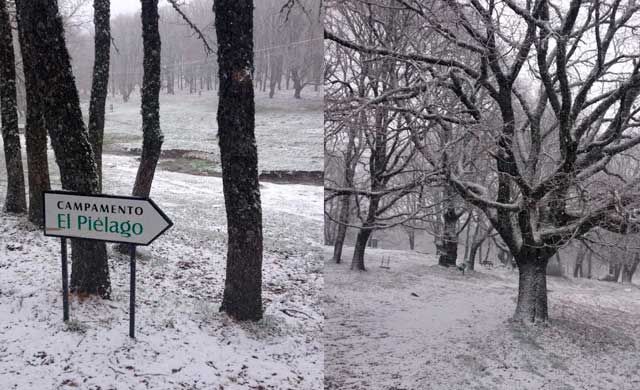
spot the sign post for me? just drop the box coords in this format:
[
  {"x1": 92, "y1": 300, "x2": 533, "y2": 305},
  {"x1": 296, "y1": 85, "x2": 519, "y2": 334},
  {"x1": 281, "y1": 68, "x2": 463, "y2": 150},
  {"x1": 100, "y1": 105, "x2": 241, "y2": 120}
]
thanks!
[
  {"x1": 129, "y1": 244, "x2": 136, "y2": 338},
  {"x1": 44, "y1": 191, "x2": 173, "y2": 338},
  {"x1": 61, "y1": 237, "x2": 69, "y2": 321}
]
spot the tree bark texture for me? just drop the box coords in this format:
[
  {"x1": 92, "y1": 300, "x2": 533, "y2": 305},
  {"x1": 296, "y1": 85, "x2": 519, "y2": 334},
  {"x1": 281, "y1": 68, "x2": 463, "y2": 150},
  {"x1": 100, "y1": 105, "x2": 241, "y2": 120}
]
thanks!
[
  {"x1": 16, "y1": 0, "x2": 110, "y2": 298},
  {"x1": 0, "y1": 0, "x2": 27, "y2": 213},
  {"x1": 610, "y1": 262, "x2": 622, "y2": 282},
  {"x1": 133, "y1": 0, "x2": 162, "y2": 198},
  {"x1": 291, "y1": 68, "x2": 303, "y2": 99},
  {"x1": 467, "y1": 243, "x2": 479, "y2": 271},
  {"x1": 331, "y1": 196, "x2": 349, "y2": 264},
  {"x1": 88, "y1": 0, "x2": 111, "y2": 192},
  {"x1": 15, "y1": 1, "x2": 50, "y2": 226},
  {"x1": 215, "y1": 0, "x2": 264, "y2": 321},
  {"x1": 438, "y1": 207, "x2": 459, "y2": 267},
  {"x1": 513, "y1": 249, "x2": 552, "y2": 323},
  {"x1": 351, "y1": 228, "x2": 372, "y2": 271},
  {"x1": 268, "y1": 54, "x2": 282, "y2": 98},
  {"x1": 408, "y1": 229, "x2": 415, "y2": 251},
  {"x1": 332, "y1": 125, "x2": 357, "y2": 263},
  {"x1": 351, "y1": 193, "x2": 380, "y2": 270},
  {"x1": 573, "y1": 245, "x2": 585, "y2": 278},
  {"x1": 621, "y1": 254, "x2": 640, "y2": 284}
]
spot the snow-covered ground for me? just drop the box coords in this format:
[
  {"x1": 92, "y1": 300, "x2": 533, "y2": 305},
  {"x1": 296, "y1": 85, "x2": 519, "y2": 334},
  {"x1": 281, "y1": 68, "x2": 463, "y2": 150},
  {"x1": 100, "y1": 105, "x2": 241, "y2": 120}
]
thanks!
[
  {"x1": 0, "y1": 91, "x2": 323, "y2": 389},
  {"x1": 0, "y1": 155, "x2": 323, "y2": 389},
  {"x1": 324, "y1": 247, "x2": 640, "y2": 390},
  {"x1": 98, "y1": 89, "x2": 324, "y2": 172}
]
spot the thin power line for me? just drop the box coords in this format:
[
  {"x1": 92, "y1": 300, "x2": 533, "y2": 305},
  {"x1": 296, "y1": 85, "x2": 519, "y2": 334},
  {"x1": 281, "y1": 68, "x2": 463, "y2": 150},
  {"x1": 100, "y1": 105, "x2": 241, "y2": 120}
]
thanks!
[
  {"x1": 255, "y1": 37, "x2": 323, "y2": 53},
  {"x1": 109, "y1": 37, "x2": 323, "y2": 76}
]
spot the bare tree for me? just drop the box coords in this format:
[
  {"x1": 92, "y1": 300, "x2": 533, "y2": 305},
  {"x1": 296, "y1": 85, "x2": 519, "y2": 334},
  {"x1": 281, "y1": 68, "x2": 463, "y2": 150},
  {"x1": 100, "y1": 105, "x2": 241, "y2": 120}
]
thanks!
[
  {"x1": 0, "y1": 0, "x2": 27, "y2": 214},
  {"x1": 325, "y1": 1, "x2": 436, "y2": 270},
  {"x1": 110, "y1": 12, "x2": 141, "y2": 102},
  {"x1": 327, "y1": 0, "x2": 640, "y2": 323},
  {"x1": 324, "y1": 32, "x2": 364, "y2": 262}
]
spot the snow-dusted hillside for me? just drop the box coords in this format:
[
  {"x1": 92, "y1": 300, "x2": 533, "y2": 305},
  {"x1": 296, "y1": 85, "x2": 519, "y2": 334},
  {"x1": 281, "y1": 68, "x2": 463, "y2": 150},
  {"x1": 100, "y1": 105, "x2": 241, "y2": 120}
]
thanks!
[
  {"x1": 97, "y1": 89, "x2": 324, "y2": 172},
  {"x1": 324, "y1": 247, "x2": 640, "y2": 390},
  {"x1": 0, "y1": 154, "x2": 323, "y2": 389},
  {"x1": 0, "y1": 88, "x2": 323, "y2": 389}
]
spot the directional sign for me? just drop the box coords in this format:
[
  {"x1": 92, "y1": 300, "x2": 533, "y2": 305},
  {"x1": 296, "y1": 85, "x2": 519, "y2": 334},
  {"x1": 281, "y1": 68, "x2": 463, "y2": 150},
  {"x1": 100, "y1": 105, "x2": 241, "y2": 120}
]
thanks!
[{"x1": 43, "y1": 191, "x2": 173, "y2": 246}]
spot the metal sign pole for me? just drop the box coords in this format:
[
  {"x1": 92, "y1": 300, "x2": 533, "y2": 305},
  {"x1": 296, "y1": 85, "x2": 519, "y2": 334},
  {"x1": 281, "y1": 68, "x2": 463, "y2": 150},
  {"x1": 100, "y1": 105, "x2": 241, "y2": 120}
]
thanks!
[
  {"x1": 43, "y1": 191, "x2": 173, "y2": 337},
  {"x1": 129, "y1": 244, "x2": 137, "y2": 338},
  {"x1": 61, "y1": 237, "x2": 69, "y2": 322}
]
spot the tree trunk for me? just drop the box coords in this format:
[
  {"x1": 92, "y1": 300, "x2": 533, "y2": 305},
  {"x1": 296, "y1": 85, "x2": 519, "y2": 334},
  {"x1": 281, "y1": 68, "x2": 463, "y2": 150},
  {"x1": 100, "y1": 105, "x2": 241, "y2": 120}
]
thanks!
[
  {"x1": 513, "y1": 250, "x2": 551, "y2": 323},
  {"x1": 0, "y1": 0, "x2": 27, "y2": 213},
  {"x1": 621, "y1": 254, "x2": 640, "y2": 284},
  {"x1": 88, "y1": 0, "x2": 111, "y2": 193},
  {"x1": 408, "y1": 229, "x2": 415, "y2": 250},
  {"x1": 463, "y1": 222, "x2": 472, "y2": 261},
  {"x1": 465, "y1": 220, "x2": 485, "y2": 271},
  {"x1": 109, "y1": 72, "x2": 115, "y2": 96},
  {"x1": 268, "y1": 55, "x2": 282, "y2": 99},
  {"x1": 350, "y1": 189, "x2": 380, "y2": 271},
  {"x1": 116, "y1": 0, "x2": 163, "y2": 255},
  {"x1": 438, "y1": 207, "x2": 458, "y2": 267},
  {"x1": 285, "y1": 67, "x2": 290, "y2": 89},
  {"x1": 120, "y1": 82, "x2": 133, "y2": 102},
  {"x1": 573, "y1": 248, "x2": 585, "y2": 278},
  {"x1": 167, "y1": 67, "x2": 175, "y2": 94},
  {"x1": 17, "y1": 0, "x2": 110, "y2": 297},
  {"x1": 610, "y1": 262, "x2": 622, "y2": 282},
  {"x1": 291, "y1": 68, "x2": 303, "y2": 99},
  {"x1": 332, "y1": 195, "x2": 349, "y2": 264},
  {"x1": 332, "y1": 125, "x2": 357, "y2": 263},
  {"x1": 261, "y1": 55, "x2": 268, "y2": 92},
  {"x1": 351, "y1": 228, "x2": 371, "y2": 271},
  {"x1": 467, "y1": 242, "x2": 480, "y2": 271},
  {"x1": 215, "y1": 0, "x2": 263, "y2": 321},
  {"x1": 16, "y1": 2, "x2": 50, "y2": 226},
  {"x1": 324, "y1": 200, "x2": 336, "y2": 245},
  {"x1": 573, "y1": 258, "x2": 583, "y2": 278},
  {"x1": 133, "y1": 1, "x2": 162, "y2": 198},
  {"x1": 574, "y1": 245, "x2": 585, "y2": 278},
  {"x1": 269, "y1": 76, "x2": 277, "y2": 98}
]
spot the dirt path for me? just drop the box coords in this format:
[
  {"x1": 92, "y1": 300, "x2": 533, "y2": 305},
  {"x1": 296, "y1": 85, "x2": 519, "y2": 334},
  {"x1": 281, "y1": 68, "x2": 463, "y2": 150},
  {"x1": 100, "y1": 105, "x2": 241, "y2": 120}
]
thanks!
[{"x1": 324, "y1": 247, "x2": 640, "y2": 390}]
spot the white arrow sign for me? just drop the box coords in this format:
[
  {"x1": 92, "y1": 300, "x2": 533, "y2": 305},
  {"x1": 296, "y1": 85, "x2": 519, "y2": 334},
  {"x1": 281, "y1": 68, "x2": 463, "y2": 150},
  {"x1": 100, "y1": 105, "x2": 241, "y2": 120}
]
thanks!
[{"x1": 44, "y1": 191, "x2": 173, "y2": 245}]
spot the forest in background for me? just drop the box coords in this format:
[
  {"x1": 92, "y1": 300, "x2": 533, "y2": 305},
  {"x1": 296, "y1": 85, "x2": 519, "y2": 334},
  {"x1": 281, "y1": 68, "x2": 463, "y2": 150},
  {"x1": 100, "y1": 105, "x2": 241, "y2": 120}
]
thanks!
[{"x1": 9, "y1": 0, "x2": 322, "y2": 113}]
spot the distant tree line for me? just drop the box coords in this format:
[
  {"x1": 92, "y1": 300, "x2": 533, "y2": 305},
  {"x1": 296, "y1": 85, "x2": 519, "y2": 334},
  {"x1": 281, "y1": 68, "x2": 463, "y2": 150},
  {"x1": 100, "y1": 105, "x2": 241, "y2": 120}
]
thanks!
[{"x1": 60, "y1": 0, "x2": 322, "y2": 102}]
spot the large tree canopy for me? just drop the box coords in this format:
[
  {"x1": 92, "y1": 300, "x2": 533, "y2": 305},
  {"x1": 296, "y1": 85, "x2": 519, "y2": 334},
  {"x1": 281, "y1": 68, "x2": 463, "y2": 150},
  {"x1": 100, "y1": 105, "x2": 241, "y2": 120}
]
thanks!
[{"x1": 326, "y1": 0, "x2": 640, "y2": 323}]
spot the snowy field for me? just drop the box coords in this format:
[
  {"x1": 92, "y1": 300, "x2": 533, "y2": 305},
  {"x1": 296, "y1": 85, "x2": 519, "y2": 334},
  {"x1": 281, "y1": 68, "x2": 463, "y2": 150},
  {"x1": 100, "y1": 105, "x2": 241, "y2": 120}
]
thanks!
[
  {"x1": 0, "y1": 154, "x2": 323, "y2": 389},
  {"x1": 324, "y1": 247, "x2": 640, "y2": 390},
  {"x1": 96, "y1": 89, "x2": 324, "y2": 173},
  {"x1": 0, "y1": 89, "x2": 324, "y2": 389}
]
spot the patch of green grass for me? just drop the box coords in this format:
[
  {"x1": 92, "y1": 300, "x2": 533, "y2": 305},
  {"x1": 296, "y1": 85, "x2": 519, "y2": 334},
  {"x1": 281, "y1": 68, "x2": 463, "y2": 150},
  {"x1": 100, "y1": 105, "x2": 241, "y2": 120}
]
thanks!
[
  {"x1": 158, "y1": 157, "x2": 219, "y2": 176},
  {"x1": 103, "y1": 133, "x2": 143, "y2": 147}
]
